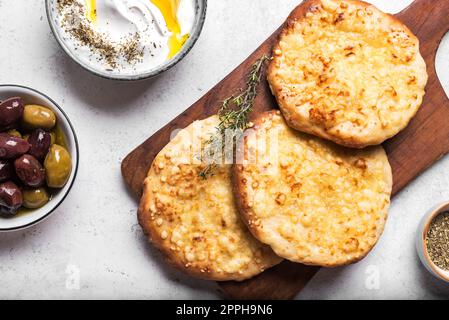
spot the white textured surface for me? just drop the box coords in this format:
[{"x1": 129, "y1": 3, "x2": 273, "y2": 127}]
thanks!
[{"x1": 0, "y1": 0, "x2": 448, "y2": 299}]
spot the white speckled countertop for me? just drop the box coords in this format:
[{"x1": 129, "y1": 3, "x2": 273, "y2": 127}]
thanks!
[{"x1": 0, "y1": 0, "x2": 448, "y2": 300}]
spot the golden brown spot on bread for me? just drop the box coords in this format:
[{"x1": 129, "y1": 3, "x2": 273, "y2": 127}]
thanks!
[
  {"x1": 334, "y1": 12, "x2": 344, "y2": 24},
  {"x1": 275, "y1": 193, "x2": 287, "y2": 205},
  {"x1": 354, "y1": 158, "x2": 367, "y2": 170}
]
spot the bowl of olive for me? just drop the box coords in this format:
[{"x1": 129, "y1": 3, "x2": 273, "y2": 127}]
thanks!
[{"x1": 0, "y1": 85, "x2": 78, "y2": 231}]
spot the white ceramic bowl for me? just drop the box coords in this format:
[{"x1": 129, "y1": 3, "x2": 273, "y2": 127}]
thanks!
[
  {"x1": 46, "y1": 0, "x2": 207, "y2": 81},
  {"x1": 0, "y1": 85, "x2": 79, "y2": 231},
  {"x1": 416, "y1": 202, "x2": 449, "y2": 283}
]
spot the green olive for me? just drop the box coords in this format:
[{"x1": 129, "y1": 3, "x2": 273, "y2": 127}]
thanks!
[
  {"x1": 53, "y1": 126, "x2": 66, "y2": 147},
  {"x1": 7, "y1": 129, "x2": 22, "y2": 138},
  {"x1": 44, "y1": 144, "x2": 72, "y2": 188},
  {"x1": 49, "y1": 132, "x2": 56, "y2": 145},
  {"x1": 22, "y1": 188, "x2": 50, "y2": 209},
  {"x1": 23, "y1": 105, "x2": 56, "y2": 130}
]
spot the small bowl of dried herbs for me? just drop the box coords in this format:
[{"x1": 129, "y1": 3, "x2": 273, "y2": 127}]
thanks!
[{"x1": 416, "y1": 202, "x2": 449, "y2": 282}]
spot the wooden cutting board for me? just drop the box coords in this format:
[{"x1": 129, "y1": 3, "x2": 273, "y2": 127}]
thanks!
[{"x1": 122, "y1": 0, "x2": 449, "y2": 300}]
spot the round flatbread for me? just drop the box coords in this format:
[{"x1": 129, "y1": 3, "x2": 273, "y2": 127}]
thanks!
[
  {"x1": 233, "y1": 111, "x2": 392, "y2": 266},
  {"x1": 138, "y1": 116, "x2": 282, "y2": 281},
  {"x1": 267, "y1": 0, "x2": 427, "y2": 148}
]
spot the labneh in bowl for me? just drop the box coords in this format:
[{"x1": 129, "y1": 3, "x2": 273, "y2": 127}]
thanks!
[
  {"x1": 45, "y1": 0, "x2": 207, "y2": 81},
  {"x1": 416, "y1": 202, "x2": 449, "y2": 283},
  {"x1": 0, "y1": 85, "x2": 79, "y2": 232}
]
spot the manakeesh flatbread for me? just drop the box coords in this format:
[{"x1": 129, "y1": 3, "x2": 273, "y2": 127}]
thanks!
[
  {"x1": 233, "y1": 111, "x2": 392, "y2": 266},
  {"x1": 268, "y1": 0, "x2": 427, "y2": 148},
  {"x1": 138, "y1": 116, "x2": 282, "y2": 281}
]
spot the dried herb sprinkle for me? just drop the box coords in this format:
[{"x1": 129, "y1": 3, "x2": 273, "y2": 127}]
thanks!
[
  {"x1": 426, "y1": 211, "x2": 449, "y2": 271},
  {"x1": 58, "y1": 0, "x2": 145, "y2": 68}
]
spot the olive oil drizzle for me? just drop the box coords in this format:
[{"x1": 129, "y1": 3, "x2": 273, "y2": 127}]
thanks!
[
  {"x1": 150, "y1": 0, "x2": 190, "y2": 58},
  {"x1": 85, "y1": 0, "x2": 97, "y2": 23}
]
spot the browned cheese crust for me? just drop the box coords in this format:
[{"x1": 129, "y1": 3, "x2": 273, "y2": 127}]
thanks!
[
  {"x1": 233, "y1": 111, "x2": 392, "y2": 266},
  {"x1": 138, "y1": 116, "x2": 282, "y2": 281},
  {"x1": 268, "y1": 0, "x2": 428, "y2": 148}
]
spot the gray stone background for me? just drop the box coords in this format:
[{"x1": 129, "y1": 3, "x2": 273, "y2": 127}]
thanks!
[{"x1": 0, "y1": 0, "x2": 448, "y2": 299}]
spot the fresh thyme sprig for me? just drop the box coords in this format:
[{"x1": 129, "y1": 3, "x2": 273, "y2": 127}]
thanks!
[{"x1": 198, "y1": 55, "x2": 270, "y2": 179}]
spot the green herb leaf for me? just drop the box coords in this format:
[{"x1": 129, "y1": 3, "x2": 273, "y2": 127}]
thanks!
[{"x1": 198, "y1": 55, "x2": 270, "y2": 179}]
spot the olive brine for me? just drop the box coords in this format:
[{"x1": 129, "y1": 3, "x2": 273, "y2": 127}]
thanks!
[{"x1": 0, "y1": 97, "x2": 72, "y2": 215}]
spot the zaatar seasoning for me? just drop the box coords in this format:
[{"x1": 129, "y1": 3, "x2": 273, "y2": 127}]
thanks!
[
  {"x1": 57, "y1": 0, "x2": 76, "y2": 11},
  {"x1": 58, "y1": 0, "x2": 144, "y2": 68},
  {"x1": 426, "y1": 211, "x2": 449, "y2": 271}
]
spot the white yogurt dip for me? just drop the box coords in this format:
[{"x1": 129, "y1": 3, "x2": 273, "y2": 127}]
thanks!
[{"x1": 51, "y1": 0, "x2": 196, "y2": 76}]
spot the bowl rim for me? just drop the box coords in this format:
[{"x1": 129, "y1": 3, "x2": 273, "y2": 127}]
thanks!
[
  {"x1": 45, "y1": 0, "x2": 208, "y2": 81},
  {"x1": 0, "y1": 84, "x2": 79, "y2": 232},
  {"x1": 419, "y1": 202, "x2": 449, "y2": 282}
]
